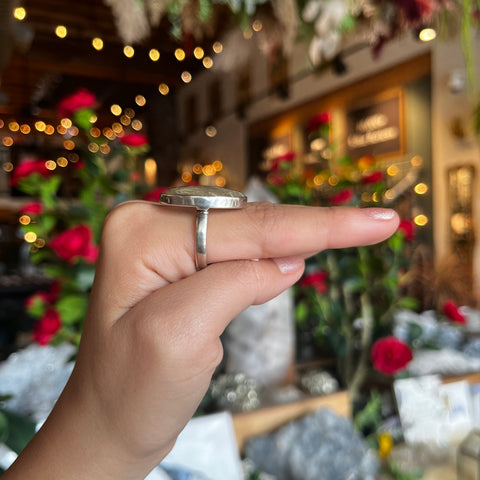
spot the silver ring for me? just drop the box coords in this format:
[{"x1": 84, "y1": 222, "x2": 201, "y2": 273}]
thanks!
[{"x1": 159, "y1": 185, "x2": 247, "y2": 270}]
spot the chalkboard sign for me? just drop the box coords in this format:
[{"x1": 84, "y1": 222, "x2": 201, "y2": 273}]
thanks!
[{"x1": 346, "y1": 92, "x2": 403, "y2": 160}]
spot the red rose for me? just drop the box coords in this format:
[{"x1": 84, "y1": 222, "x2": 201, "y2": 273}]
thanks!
[
  {"x1": 361, "y1": 171, "x2": 383, "y2": 184},
  {"x1": 119, "y1": 133, "x2": 149, "y2": 147},
  {"x1": 25, "y1": 291, "x2": 50, "y2": 310},
  {"x1": 330, "y1": 188, "x2": 354, "y2": 205},
  {"x1": 300, "y1": 271, "x2": 328, "y2": 294},
  {"x1": 443, "y1": 299, "x2": 466, "y2": 324},
  {"x1": 397, "y1": 219, "x2": 415, "y2": 241},
  {"x1": 371, "y1": 336, "x2": 413, "y2": 375},
  {"x1": 270, "y1": 151, "x2": 296, "y2": 172},
  {"x1": 143, "y1": 187, "x2": 169, "y2": 202},
  {"x1": 57, "y1": 88, "x2": 96, "y2": 118},
  {"x1": 50, "y1": 224, "x2": 98, "y2": 264},
  {"x1": 32, "y1": 308, "x2": 61, "y2": 345},
  {"x1": 10, "y1": 159, "x2": 52, "y2": 186},
  {"x1": 307, "y1": 112, "x2": 330, "y2": 131},
  {"x1": 19, "y1": 201, "x2": 43, "y2": 215}
]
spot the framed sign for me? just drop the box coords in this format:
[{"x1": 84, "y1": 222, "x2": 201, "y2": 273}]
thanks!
[{"x1": 345, "y1": 90, "x2": 404, "y2": 160}]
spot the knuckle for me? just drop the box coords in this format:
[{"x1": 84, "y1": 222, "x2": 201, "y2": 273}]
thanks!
[{"x1": 246, "y1": 202, "x2": 286, "y2": 254}]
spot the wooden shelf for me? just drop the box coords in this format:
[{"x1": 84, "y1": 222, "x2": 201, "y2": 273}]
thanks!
[{"x1": 232, "y1": 390, "x2": 350, "y2": 451}]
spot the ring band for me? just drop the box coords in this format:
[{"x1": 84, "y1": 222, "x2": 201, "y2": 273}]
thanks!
[
  {"x1": 195, "y1": 208, "x2": 208, "y2": 270},
  {"x1": 159, "y1": 186, "x2": 247, "y2": 270}
]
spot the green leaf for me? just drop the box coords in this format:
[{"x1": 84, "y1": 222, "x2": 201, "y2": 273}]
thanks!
[
  {"x1": 56, "y1": 294, "x2": 88, "y2": 325},
  {"x1": 25, "y1": 294, "x2": 48, "y2": 318},
  {"x1": 0, "y1": 409, "x2": 36, "y2": 454},
  {"x1": 73, "y1": 107, "x2": 96, "y2": 130},
  {"x1": 0, "y1": 410, "x2": 9, "y2": 444},
  {"x1": 295, "y1": 300, "x2": 309, "y2": 325},
  {"x1": 397, "y1": 296, "x2": 419, "y2": 311},
  {"x1": 388, "y1": 232, "x2": 404, "y2": 253}
]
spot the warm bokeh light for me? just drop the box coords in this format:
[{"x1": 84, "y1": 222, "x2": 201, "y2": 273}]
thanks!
[
  {"x1": 68, "y1": 153, "x2": 79, "y2": 163},
  {"x1": 92, "y1": 37, "x2": 104, "y2": 51},
  {"x1": 384, "y1": 189, "x2": 395, "y2": 200},
  {"x1": 63, "y1": 140, "x2": 75, "y2": 150},
  {"x1": 328, "y1": 176, "x2": 338, "y2": 186},
  {"x1": 35, "y1": 121, "x2": 46, "y2": 132},
  {"x1": 90, "y1": 127, "x2": 101, "y2": 138},
  {"x1": 57, "y1": 157, "x2": 68, "y2": 167},
  {"x1": 112, "y1": 122, "x2": 123, "y2": 134},
  {"x1": 2, "y1": 162, "x2": 13, "y2": 172},
  {"x1": 181, "y1": 172, "x2": 192, "y2": 183},
  {"x1": 13, "y1": 7, "x2": 26, "y2": 20},
  {"x1": 55, "y1": 25, "x2": 67, "y2": 38},
  {"x1": 2, "y1": 137, "x2": 13, "y2": 147},
  {"x1": 135, "y1": 95, "x2": 146, "y2": 106},
  {"x1": 193, "y1": 163, "x2": 203, "y2": 175},
  {"x1": 144, "y1": 158, "x2": 157, "y2": 186},
  {"x1": 213, "y1": 41, "x2": 223, "y2": 53},
  {"x1": 120, "y1": 115, "x2": 131, "y2": 126},
  {"x1": 20, "y1": 124, "x2": 30, "y2": 134},
  {"x1": 149, "y1": 48, "x2": 160, "y2": 61},
  {"x1": 414, "y1": 214, "x2": 428, "y2": 226},
  {"x1": 19, "y1": 214, "x2": 31, "y2": 225},
  {"x1": 387, "y1": 165, "x2": 399, "y2": 176},
  {"x1": 181, "y1": 71, "x2": 192, "y2": 83},
  {"x1": 110, "y1": 104, "x2": 122, "y2": 116},
  {"x1": 24, "y1": 232, "x2": 37, "y2": 243},
  {"x1": 123, "y1": 45, "x2": 135, "y2": 58},
  {"x1": 203, "y1": 57, "x2": 213, "y2": 69},
  {"x1": 252, "y1": 19, "x2": 263, "y2": 32},
  {"x1": 158, "y1": 83, "x2": 169, "y2": 95},
  {"x1": 194, "y1": 47, "x2": 204, "y2": 59},
  {"x1": 175, "y1": 48, "x2": 186, "y2": 61},
  {"x1": 130, "y1": 119, "x2": 141, "y2": 131},
  {"x1": 414, "y1": 182, "x2": 428, "y2": 195},
  {"x1": 44, "y1": 125, "x2": 55, "y2": 135},
  {"x1": 213, "y1": 160, "x2": 223, "y2": 171},
  {"x1": 88, "y1": 143, "x2": 100, "y2": 153},
  {"x1": 100, "y1": 144, "x2": 111, "y2": 154},
  {"x1": 205, "y1": 125, "x2": 217, "y2": 137},
  {"x1": 60, "y1": 118, "x2": 72, "y2": 129},
  {"x1": 8, "y1": 121, "x2": 19, "y2": 132},
  {"x1": 419, "y1": 28, "x2": 436, "y2": 42},
  {"x1": 215, "y1": 177, "x2": 226, "y2": 187},
  {"x1": 0, "y1": 119, "x2": 4, "y2": 128},
  {"x1": 411, "y1": 155, "x2": 423, "y2": 167},
  {"x1": 45, "y1": 160, "x2": 57, "y2": 170},
  {"x1": 69, "y1": 126, "x2": 79, "y2": 136},
  {"x1": 124, "y1": 108, "x2": 135, "y2": 118}
]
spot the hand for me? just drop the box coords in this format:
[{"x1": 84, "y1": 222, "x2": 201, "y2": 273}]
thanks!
[{"x1": 3, "y1": 201, "x2": 398, "y2": 480}]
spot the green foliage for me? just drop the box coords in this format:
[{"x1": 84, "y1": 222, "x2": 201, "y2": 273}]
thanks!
[
  {"x1": 266, "y1": 133, "x2": 416, "y2": 398},
  {"x1": 14, "y1": 94, "x2": 152, "y2": 346}
]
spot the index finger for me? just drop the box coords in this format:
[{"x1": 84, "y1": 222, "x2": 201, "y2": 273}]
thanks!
[{"x1": 92, "y1": 201, "x2": 399, "y2": 320}]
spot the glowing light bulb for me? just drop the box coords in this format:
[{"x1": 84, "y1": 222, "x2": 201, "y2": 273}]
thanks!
[
  {"x1": 194, "y1": 47, "x2": 204, "y2": 59},
  {"x1": 158, "y1": 83, "x2": 169, "y2": 95},
  {"x1": 123, "y1": 45, "x2": 135, "y2": 58},
  {"x1": 55, "y1": 25, "x2": 67, "y2": 38},
  {"x1": 149, "y1": 48, "x2": 160, "y2": 61},
  {"x1": 419, "y1": 28, "x2": 436, "y2": 42},
  {"x1": 175, "y1": 48, "x2": 186, "y2": 61},
  {"x1": 92, "y1": 37, "x2": 104, "y2": 51},
  {"x1": 13, "y1": 7, "x2": 26, "y2": 20}
]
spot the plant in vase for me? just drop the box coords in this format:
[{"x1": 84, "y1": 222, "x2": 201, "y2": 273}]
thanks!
[
  {"x1": 265, "y1": 113, "x2": 417, "y2": 401},
  {"x1": 11, "y1": 89, "x2": 153, "y2": 347}
]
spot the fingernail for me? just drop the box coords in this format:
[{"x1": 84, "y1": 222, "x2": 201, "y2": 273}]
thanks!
[
  {"x1": 273, "y1": 257, "x2": 303, "y2": 274},
  {"x1": 362, "y1": 208, "x2": 396, "y2": 220}
]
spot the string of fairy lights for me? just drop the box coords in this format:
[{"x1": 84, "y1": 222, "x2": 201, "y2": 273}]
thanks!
[{"x1": 11, "y1": 5, "x2": 224, "y2": 97}]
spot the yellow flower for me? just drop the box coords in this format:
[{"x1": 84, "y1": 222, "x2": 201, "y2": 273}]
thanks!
[{"x1": 378, "y1": 432, "x2": 393, "y2": 458}]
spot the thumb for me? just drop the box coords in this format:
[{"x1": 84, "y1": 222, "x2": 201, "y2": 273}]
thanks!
[{"x1": 118, "y1": 256, "x2": 305, "y2": 363}]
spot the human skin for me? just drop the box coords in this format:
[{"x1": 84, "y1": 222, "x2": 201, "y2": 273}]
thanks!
[{"x1": 3, "y1": 201, "x2": 399, "y2": 480}]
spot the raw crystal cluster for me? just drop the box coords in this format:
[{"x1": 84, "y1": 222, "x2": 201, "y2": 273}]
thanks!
[{"x1": 245, "y1": 408, "x2": 378, "y2": 480}]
